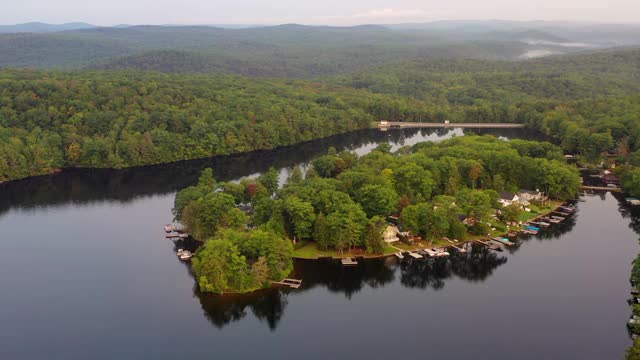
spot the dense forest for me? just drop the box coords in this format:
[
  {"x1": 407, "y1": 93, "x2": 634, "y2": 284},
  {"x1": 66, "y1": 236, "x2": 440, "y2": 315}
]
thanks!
[
  {"x1": 0, "y1": 69, "x2": 437, "y2": 182},
  {"x1": 331, "y1": 49, "x2": 640, "y2": 104},
  {"x1": 173, "y1": 136, "x2": 580, "y2": 293},
  {"x1": 2, "y1": 45, "x2": 640, "y2": 182}
]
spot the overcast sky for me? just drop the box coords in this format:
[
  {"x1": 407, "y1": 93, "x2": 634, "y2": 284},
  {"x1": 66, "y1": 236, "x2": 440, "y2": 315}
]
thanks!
[{"x1": 3, "y1": 0, "x2": 640, "y2": 26}]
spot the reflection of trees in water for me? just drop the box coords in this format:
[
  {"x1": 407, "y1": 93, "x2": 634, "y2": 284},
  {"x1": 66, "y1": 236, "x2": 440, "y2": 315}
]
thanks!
[
  {"x1": 400, "y1": 245, "x2": 509, "y2": 289},
  {"x1": 613, "y1": 193, "x2": 640, "y2": 234},
  {"x1": 450, "y1": 245, "x2": 508, "y2": 282},
  {"x1": 400, "y1": 257, "x2": 451, "y2": 290},
  {"x1": 292, "y1": 258, "x2": 395, "y2": 299},
  {"x1": 197, "y1": 288, "x2": 288, "y2": 330}
]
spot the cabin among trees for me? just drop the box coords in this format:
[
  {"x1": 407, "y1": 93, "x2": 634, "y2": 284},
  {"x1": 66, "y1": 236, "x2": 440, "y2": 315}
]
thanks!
[{"x1": 383, "y1": 225, "x2": 400, "y2": 243}]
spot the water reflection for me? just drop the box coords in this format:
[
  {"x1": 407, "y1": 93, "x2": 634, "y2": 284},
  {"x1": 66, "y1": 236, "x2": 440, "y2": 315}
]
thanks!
[
  {"x1": 197, "y1": 289, "x2": 288, "y2": 331},
  {"x1": 0, "y1": 127, "x2": 533, "y2": 218},
  {"x1": 192, "y1": 209, "x2": 580, "y2": 330}
]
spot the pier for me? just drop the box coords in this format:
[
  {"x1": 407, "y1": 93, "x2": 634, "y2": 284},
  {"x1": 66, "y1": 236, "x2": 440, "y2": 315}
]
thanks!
[{"x1": 273, "y1": 278, "x2": 303, "y2": 289}]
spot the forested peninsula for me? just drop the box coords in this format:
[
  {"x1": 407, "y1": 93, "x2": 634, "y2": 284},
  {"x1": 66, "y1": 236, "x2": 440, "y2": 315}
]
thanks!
[{"x1": 173, "y1": 136, "x2": 580, "y2": 294}]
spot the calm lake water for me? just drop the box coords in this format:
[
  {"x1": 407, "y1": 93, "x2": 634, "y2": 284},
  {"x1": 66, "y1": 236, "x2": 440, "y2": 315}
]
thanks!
[{"x1": 1, "y1": 128, "x2": 638, "y2": 360}]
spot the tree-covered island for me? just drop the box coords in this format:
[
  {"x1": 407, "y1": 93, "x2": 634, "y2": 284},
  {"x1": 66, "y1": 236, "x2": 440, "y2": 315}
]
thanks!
[{"x1": 173, "y1": 135, "x2": 580, "y2": 294}]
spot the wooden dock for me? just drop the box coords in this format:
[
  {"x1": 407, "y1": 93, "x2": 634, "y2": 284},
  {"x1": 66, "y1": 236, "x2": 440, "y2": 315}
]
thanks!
[
  {"x1": 476, "y1": 240, "x2": 502, "y2": 251},
  {"x1": 341, "y1": 258, "x2": 358, "y2": 266},
  {"x1": 377, "y1": 121, "x2": 525, "y2": 129},
  {"x1": 273, "y1": 278, "x2": 303, "y2": 289}
]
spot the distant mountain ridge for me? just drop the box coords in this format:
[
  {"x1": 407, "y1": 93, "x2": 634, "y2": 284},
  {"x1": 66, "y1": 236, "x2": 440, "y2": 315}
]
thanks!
[
  {"x1": 0, "y1": 21, "x2": 637, "y2": 76},
  {"x1": 0, "y1": 22, "x2": 96, "y2": 33}
]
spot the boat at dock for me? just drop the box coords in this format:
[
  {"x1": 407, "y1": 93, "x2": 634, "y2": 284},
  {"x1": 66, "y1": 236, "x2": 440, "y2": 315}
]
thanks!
[
  {"x1": 529, "y1": 221, "x2": 550, "y2": 228},
  {"x1": 423, "y1": 248, "x2": 437, "y2": 257},
  {"x1": 451, "y1": 245, "x2": 468, "y2": 254},
  {"x1": 394, "y1": 252, "x2": 404, "y2": 259},
  {"x1": 408, "y1": 252, "x2": 423, "y2": 259},
  {"x1": 492, "y1": 237, "x2": 514, "y2": 246},
  {"x1": 164, "y1": 224, "x2": 176, "y2": 232},
  {"x1": 177, "y1": 249, "x2": 193, "y2": 260}
]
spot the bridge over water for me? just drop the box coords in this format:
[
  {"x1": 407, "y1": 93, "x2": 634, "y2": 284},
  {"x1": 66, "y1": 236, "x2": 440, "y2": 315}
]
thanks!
[{"x1": 378, "y1": 121, "x2": 526, "y2": 129}]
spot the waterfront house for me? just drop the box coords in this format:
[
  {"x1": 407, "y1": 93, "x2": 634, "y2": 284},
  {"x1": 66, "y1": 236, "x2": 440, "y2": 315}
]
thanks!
[
  {"x1": 498, "y1": 192, "x2": 519, "y2": 207},
  {"x1": 518, "y1": 189, "x2": 546, "y2": 204},
  {"x1": 383, "y1": 225, "x2": 400, "y2": 243}
]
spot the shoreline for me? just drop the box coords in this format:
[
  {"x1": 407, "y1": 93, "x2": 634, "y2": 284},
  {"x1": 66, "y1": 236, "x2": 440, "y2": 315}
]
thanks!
[
  {"x1": 0, "y1": 125, "x2": 533, "y2": 186},
  {"x1": 292, "y1": 200, "x2": 573, "y2": 261}
]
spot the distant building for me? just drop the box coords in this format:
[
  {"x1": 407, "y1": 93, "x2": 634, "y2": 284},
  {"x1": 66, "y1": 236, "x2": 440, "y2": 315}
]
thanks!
[
  {"x1": 498, "y1": 192, "x2": 519, "y2": 207},
  {"x1": 383, "y1": 225, "x2": 400, "y2": 243}
]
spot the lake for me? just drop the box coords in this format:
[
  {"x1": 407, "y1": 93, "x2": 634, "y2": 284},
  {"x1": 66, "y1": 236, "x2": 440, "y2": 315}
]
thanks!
[{"x1": 0, "y1": 128, "x2": 637, "y2": 360}]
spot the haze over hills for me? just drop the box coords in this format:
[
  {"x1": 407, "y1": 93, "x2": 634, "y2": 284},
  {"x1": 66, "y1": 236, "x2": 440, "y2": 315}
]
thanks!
[{"x1": 0, "y1": 20, "x2": 638, "y2": 78}]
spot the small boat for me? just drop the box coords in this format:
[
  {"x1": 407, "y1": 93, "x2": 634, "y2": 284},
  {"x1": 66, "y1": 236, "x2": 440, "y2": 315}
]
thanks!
[
  {"x1": 408, "y1": 252, "x2": 423, "y2": 259},
  {"x1": 423, "y1": 248, "x2": 438, "y2": 257},
  {"x1": 492, "y1": 237, "x2": 514, "y2": 246},
  {"x1": 452, "y1": 245, "x2": 468, "y2": 254},
  {"x1": 525, "y1": 225, "x2": 540, "y2": 231},
  {"x1": 164, "y1": 224, "x2": 176, "y2": 233},
  {"x1": 179, "y1": 250, "x2": 193, "y2": 260},
  {"x1": 394, "y1": 252, "x2": 404, "y2": 259},
  {"x1": 176, "y1": 249, "x2": 185, "y2": 256}
]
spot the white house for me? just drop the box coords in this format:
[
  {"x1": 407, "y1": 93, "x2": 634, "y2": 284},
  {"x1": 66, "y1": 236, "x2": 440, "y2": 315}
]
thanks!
[
  {"x1": 383, "y1": 225, "x2": 400, "y2": 243},
  {"x1": 498, "y1": 192, "x2": 520, "y2": 207}
]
